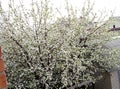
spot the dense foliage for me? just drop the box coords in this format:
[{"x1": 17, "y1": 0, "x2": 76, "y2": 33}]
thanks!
[{"x1": 0, "y1": 0, "x2": 119, "y2": 88}]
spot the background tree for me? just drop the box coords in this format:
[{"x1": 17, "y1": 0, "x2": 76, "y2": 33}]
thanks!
[{"x1": 0, "y1": 0, "x2": 119, "y2": 88}]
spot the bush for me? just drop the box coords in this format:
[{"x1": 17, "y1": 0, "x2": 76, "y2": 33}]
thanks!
[{"x1": 0, "y1": 0, "x2": 119, "y2": 88}]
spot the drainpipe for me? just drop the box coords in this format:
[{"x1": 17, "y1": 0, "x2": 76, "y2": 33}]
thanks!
[{"x1": 0, "y1": 47, "x2": 7, "y2": 89}]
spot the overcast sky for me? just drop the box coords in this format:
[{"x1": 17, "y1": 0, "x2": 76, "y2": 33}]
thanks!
[{"x1": 1, "y1": 0, "x2": 120, "y2": 16}]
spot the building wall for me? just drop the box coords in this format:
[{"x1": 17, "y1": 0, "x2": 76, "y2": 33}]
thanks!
[
  {"x1": 95, "y1": 70, "x2": 120, "y2": 89},
  {"x1": 110, "y1": 70, "x2": 120, "y2": 89},
  {"x1": 95, "y1": 73, "x2": 112, "y2": 89}
]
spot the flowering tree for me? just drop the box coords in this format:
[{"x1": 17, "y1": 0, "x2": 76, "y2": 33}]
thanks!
[{"x1": 0, "y1": 0, "x2": 119, "y2": 88}]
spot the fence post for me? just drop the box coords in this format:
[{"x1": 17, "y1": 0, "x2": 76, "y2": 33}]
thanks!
[{"x1": 0, "y1": 47, "x2": 7, "y2": 89}]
